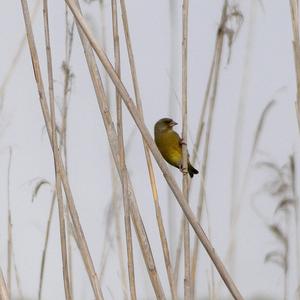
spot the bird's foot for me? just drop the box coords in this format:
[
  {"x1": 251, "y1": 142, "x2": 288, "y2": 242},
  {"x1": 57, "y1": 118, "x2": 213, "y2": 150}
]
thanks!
[
  {"x1": 180, "y1": 138, "x2": 187, "y2": 146},
  {"x1": 179, "y1": 164, "x2": 188, "y2": 175}
]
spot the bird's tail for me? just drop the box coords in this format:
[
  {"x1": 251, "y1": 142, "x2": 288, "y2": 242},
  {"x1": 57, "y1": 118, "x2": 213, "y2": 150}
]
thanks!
[{"x1": 188, "y1": 163, "x2": 199, "y2": 178}]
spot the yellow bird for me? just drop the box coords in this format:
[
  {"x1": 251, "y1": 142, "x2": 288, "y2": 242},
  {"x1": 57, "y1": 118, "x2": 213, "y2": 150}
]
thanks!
[{"x1": 154, "y1": 118, "x2": 199, "y2": 178}]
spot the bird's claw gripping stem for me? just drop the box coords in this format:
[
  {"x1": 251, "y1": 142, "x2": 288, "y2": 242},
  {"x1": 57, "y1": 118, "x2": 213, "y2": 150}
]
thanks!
[
  {"x1": 180, "y1": 138, "x2": 187, "y2": 146},
  {"x1": 179, "y1": 164, "x2": 188, "y2": 175}
]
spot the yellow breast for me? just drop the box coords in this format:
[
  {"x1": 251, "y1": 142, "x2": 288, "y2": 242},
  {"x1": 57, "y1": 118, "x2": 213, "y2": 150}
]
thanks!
[{"x1": 155, "y1": 130, "x2": 182, "y2": 168}]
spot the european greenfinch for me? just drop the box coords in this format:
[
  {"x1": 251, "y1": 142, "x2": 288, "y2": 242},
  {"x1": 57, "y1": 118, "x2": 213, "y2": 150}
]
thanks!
[{"x1": 154, "y1": 118, "x2": 199, "y2": 178}]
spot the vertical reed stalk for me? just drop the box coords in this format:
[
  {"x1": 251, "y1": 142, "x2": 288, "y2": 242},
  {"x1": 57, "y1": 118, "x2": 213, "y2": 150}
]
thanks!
[
  {"x1": 289, "y1": 1, "x2": 300, "y2": 295},
  {"x1": 71, "y1": 1, "x2": 166, "y2": 298},
  {"x1": 176, "y1": 35, "x2": 215, "y2": 292},
  {"x1": 289, "y1": 0, "x2": 300, "y2": 128},
  {"x1": 168, "y1": 0, "x2": 179, "y2": 256},
  {"x1": 190, "y1": 2, "x2": 228, "y2": 297},
  {"x1": 20, "y1": 1, "x2": 104, "y2": 298},
  {"x1": 61, "y1": 7, "x2": 75, "y2": 297},
  {"x1": 182, "y1": 0, "x2": 190, "y2": 299},
  {"x1": 290, "y1": 155, "x2": 300, "y2": 296},
  {"x1": 65, "y1": 2, "x2": 243, "y2": 298},
  {"x1": 111, "y1": 167, "x2": 129, "y2": 299},
  {"x1": 38, "y1": 192, "x2": 56, "y2": 300},
  {"x1": 111, "y1": 1, "x2": 137, "y2": 299},
  {"x1": 194, "y1": 6, "x2": 228, "y2": 297},
  {"x1": 43, "y1": 1, "x2": 72, "y2": 298},
  {"x1": 119, "y1": 0, "x2": 177, "y2": 298},
  {"x1": 38, "y1": 13, "x2": 74, "y2": 292},
  {"x1": 177, "y1": 4, "x2": 226, "y2": 296}
]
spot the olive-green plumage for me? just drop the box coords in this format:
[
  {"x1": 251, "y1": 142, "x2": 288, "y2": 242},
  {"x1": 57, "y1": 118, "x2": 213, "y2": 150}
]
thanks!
[{"x1": 154, "y1": 118, "x2": 199, "y2": 178}]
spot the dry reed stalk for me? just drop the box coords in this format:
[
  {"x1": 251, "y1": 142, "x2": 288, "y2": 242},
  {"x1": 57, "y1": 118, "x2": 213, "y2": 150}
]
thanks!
[
  {"x1": 176, "y1": 4, "x2": 224, "y2": 294},
  {"x1": 96, "y1": 2, "x2": 128, "y2": 290},
  {"x1": 289, "y1": 0, "x2": 300, "y2": 128},
  {"x1": 61, "y1": 7, "x2": 75, "y2": 297},
  {"x1": 61, "y1": 5, "x2": 74, "y2": 173},
  {"x1": 290, "y1": 155, "x2": 300, "y2": 294},
  {"x1": 118, "y1": 0, "x2": 177, "y2": 298},
  {"x1": 20, "y1": 1, "x2": 104, "y2": 298},
  {"x1": 38, "y1": 10, "x2": 74, "y2": 300},
  {"x1": 97, "y1": 0, "x2": 112, "y2": 106},
  {"x1": 98, "y1": 211, "x2": 111, "y2": 282},
  {"x1": 6, "y1": 147, "x2": 25, "y2": 299},
  {"x1": 192, "y1": 5, "x2": 227, "y2": 298},
  {"x1": 111, "y1": 173, "x2": 129, "y2": 300},
  {"x1": 181, "y1": 0, "x2": 191, "y2": 299},
  {"x1": 65, "y1": 1, "x2": 243, "y2": 298},
  {"x1": 38, "y1": 192, "x2": 56, "y2": 299},
  {"x1": 288, "y1": 0, "x2": 300, "y2": 293},
  {"x1": 43, "y1": 0, "x2": 72, "y2": 298},
  {"x1": 71, "y1": 1, "x2": 165, "y2": 298},
  {"x1": 175, "y1": 37, "x2": 215, "y2": 292},
  {"x1": 168, "y1": 0, "x2": 179, "y2": 255},
  {"x1": 0, "y1": 269, "x2": 9, "y2": 300},
  {"x1": 111, "y1": 0, "x2": 137, "y2": 299},
  {"x1": 190, "y1": 2, "x2": 228, "y2": 298}
]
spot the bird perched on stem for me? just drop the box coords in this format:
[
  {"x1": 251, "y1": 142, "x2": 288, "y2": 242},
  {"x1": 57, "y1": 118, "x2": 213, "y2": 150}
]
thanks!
[{"x1": 154, "y1": 118, "x2": 199, "y2": 178}]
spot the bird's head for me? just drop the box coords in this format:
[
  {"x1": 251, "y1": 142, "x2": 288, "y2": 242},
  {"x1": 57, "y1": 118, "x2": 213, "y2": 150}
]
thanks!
[{"x1": 154, "y1": 118, "x2": 178, "y2": 133}]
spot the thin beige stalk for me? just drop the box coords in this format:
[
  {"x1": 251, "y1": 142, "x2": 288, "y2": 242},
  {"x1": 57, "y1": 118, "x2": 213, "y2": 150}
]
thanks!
[
  {"x1": 38, "y1": 12, "x2": 74, "y2": 292},
  {"x1": 168, "y1": 0, "x2": 179, "y2": 256},
  {"x1": 175, "y1": 21, "x2": 216, "y2": 292},
  {"x1": 172, "y1": 2, "x2": 228, "y2": 298},
  {"x1": 111, "y1": 175, "x2": 129, "y2": 300},
  {"x1": 61, "y1": 5, "x2": 74, "y2": 173},
  {"x1": 98, "y1": 205, "x2": 112, "y2": 282},
  {"x1": 71, "y1": 0, "x2": 165, "y2": 298},
  {"x1": 6, "y1": 148, "x2": 12, "y2": 299},
  {"x1": 61, "y1": 6, "x2": 75, "y2": 298},
  {"x1": 119, "y1": 0, "x2": 177, "y2": 298},
  {"x1": 289, "y1": 0, "x2": 300, "y2": 128},
  {"x1": 290, "y1": 154, "x2": 300, "y2": 295},
  {"x1": 20, "y1": 1, "x2": 104, "y2": 298},
  {"x1": 0, "y1": 269, "x2": 9, "y2": 300},
  {"x1": 111, "y1": 1, "x2": 137, "y2": 299},
  {"x1": 38, "y1": 192, "x2": 56, "y2": 300},
  {"x1": 97, "y1": 0, "x2": 111, "y2": 106},
  {"x1": 182, "y1": 0, "x2": 190, "y2": 299},
  {"x1": 190, "y1": 3, "x2": 229, "y2": 298},
  {"x1": 43, "y1": 0, "x2": 72, "y2": 298},
  {"x1": 289, "y1": 1, "x2": 300, "y2": 293},
  {"x1": 65, "y1": 1, "x2": 243, "y2": 298}
]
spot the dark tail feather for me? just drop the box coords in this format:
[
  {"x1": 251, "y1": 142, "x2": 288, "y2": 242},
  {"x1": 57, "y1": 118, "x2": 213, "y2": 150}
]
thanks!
[{"x1": 188, "y1": 163, "x2": 199, "y2": 178}]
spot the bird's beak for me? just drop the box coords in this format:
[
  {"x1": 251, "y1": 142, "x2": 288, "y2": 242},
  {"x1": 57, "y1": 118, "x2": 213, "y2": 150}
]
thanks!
[{"x1": 170, "y1": 120, "x2": 178, "y2": 127}]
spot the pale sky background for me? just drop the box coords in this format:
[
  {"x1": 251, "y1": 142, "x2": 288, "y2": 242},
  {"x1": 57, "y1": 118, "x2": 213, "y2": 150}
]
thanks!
[{"x1": 0, "y1": 0, "x2": 299, "y2": 299}]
